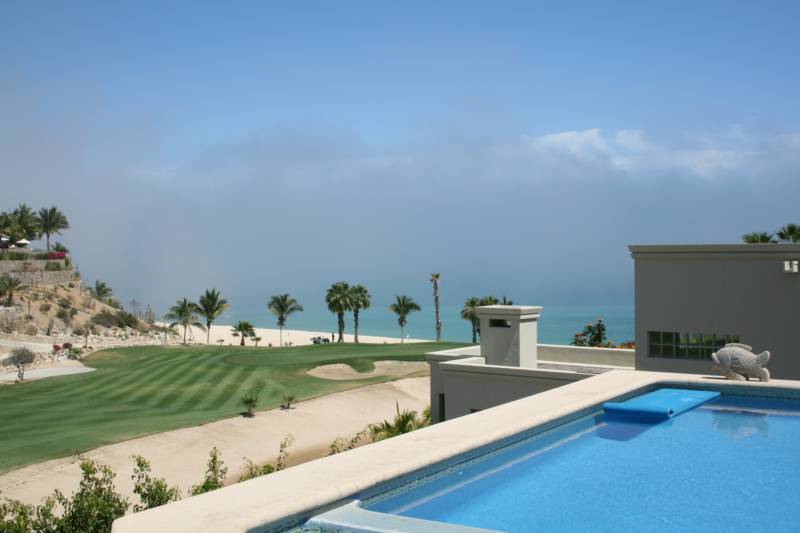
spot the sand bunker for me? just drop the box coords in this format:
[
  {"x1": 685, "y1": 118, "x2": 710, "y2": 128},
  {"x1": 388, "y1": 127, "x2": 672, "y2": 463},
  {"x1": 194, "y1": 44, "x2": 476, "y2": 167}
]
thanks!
[{"x1": 307, "y1": 360, "x2": 429, "y2": 380}]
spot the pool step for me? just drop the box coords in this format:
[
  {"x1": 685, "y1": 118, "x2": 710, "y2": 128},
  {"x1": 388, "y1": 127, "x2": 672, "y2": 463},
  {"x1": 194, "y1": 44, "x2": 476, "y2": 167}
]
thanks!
[
  {"x1": 603, "y1": 388, "x2": 721, "y2": 422},
  {"x1": 304, "y1": 500, "x2": 503, "y2": 533}
]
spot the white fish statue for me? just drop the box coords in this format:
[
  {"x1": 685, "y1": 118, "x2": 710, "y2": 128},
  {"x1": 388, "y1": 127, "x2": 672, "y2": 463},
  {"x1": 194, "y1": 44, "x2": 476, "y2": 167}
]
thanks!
[{"x1": 711, "y1": 343, "x2": 770, "y2": 382}]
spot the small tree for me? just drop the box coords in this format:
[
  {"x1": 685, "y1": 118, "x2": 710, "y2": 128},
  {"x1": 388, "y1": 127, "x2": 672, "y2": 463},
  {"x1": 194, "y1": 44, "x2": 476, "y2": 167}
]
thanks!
[
  {"x1": 54, "y1": 459, "x2": 129, "y2": 533},
  {"x1": 571, "y1": 318, "x2": 613, "y2": 347},
  {"x1": 8, "y1": 348, "x2": 34, "y2": 382},
  {"x1": 252, "y1": 336, "x2": 262, "y2": 347},
  {"x1": 130, "y1": 455, "x2": 180, "y2": 512},
  {"x1": 276, "y1": 434, "x2": 294, "y2": 471},
  {"x1": 280, "y1": 393, "x2": 296, "y2": 410},
  {"x1": 240, "y1": 394, "x2": 259, "y2": 417},
  {"x1": 190, "y1": 447, "x2": 227, "y2": 496}
]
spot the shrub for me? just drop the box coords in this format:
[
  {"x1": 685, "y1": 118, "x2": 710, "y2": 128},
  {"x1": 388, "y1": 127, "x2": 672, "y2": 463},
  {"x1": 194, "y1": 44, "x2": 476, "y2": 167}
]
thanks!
[
  {"x1": 189, "y1": 447, "x2": 227, "y2": 496},
  {"x1": 240, "y1": 394, "x2": 259, "y2": 417},
  {"x1": 63, "y1": 342, "x2": 73, "y2": 350},
  {"x1": 44, "y1": 262, "x2": 62, "y2": 271},
  {"x1": 276, "y1": 434, "x2": 294, "y2": 471},
  {"x1": 24, "y1": 324, "x2": 37, "y2": 336},
  {"x1": 329, "y1": 430, "x2": 368, "y2": 455},
  {"x1": 73, "y1": 324, "x2": 85, "y2": 337},
  {"x1": 38, "y1": 302, "x2": 51, "y2": 313},
  {"x1": 280, "y1": 393, "x2": 296, "y2": 410},
  {"x1": 53, "y1": 344, "x2": 62, "y2": 353},
  {"x1": 54, "y1": 459, "x2": 129, "y2": 532},
  {"x1": 8, "y1": 348, "x2": 35, "y2": 381},
  {"x1": 0, "y1": 496, "x2": 58, "y2": 532},
  {"x1": 237, "y1": 458, "x2": 274, "y2": 482},
  {"x1": 130, "y1": 455, "x2": 180, "y2": 512}
]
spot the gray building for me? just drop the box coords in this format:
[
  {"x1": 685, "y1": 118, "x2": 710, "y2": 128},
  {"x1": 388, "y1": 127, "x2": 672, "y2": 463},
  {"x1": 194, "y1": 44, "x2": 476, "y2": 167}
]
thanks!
[{"x1": 630, "y1": 244, "x2": 800, "y2": 379}]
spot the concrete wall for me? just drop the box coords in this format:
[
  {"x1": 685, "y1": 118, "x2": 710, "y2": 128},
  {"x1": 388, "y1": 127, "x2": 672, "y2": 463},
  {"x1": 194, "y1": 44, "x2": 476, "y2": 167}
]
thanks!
[
  {"x1": 436, "y1": 356, "x2": 588, "y2": 420},
  {"x1": 630, "y1": 244, "x2": 800, "y2": 379},
  {"x1": 425, "y1": 344, "x2": 626, "y2": 423},
  {"x1": 538, "y1": 344, "x2": 634, "y2": 367}
]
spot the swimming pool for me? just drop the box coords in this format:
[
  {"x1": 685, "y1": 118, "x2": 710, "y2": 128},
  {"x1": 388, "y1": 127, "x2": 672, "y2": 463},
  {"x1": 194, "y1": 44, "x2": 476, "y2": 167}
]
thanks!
[{"x1": 341, "y1": 391, "x2": 800, "y2": 532}]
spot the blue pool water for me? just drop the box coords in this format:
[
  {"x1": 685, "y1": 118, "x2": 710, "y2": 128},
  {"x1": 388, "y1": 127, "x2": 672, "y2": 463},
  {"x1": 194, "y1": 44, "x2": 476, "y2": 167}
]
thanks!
[{"x1": 364, "y1": 395, "x2": 800, "y2": 532}]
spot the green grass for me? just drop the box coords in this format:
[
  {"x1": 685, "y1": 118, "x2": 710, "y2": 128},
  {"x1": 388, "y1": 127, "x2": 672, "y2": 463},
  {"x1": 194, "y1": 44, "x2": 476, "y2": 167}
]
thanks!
[{"x1": 0, "y1": 342, "x2": 464, "y2": 473}]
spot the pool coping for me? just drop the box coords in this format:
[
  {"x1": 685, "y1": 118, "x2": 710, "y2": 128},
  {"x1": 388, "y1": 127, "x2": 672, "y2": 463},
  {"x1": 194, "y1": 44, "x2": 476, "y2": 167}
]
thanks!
[{"x1": 111, "y1": 370, "x2": 800, "y2": 533}]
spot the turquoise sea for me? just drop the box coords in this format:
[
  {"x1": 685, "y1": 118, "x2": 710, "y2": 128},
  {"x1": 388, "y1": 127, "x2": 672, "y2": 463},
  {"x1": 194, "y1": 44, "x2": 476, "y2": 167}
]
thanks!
[{"x1": 222, "y1": 303, "x2": 634, "y2": 346}]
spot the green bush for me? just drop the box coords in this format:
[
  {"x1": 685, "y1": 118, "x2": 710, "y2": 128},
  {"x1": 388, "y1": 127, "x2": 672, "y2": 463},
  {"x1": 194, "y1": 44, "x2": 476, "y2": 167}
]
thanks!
[
  {"x1": 54, "y1": 460, "x2": 129, "y2": 533},
  {"x1": 189, "y1": 448, "x2": 227, "y2": 496},
  {"x1": 44, "y1": 262, "x2": 62, "y2": 271},
  {"x1": 240, "y1": 394, "x2": 259, "y2": 417},
  {"x1": 131, "y1": 456, "x2": 180, "y2": 512},
  {"x1": 38, "y1": 303, "x2": 51, "y2": 313},
  {"x1": 237, "y1": 458, "x2": 274, "y2": 482}
]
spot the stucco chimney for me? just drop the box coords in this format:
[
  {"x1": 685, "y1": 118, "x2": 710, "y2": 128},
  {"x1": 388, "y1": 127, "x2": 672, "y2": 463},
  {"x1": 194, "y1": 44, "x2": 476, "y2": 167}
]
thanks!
[{"x1": 477, "y1": 305, "x2": 542, "y2": 368}]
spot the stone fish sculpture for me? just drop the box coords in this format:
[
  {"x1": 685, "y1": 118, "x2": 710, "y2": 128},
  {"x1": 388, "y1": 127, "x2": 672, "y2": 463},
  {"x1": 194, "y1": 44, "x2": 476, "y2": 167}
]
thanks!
[{"x1": 711, "y1": 343, "x2": 770, "y2": 382}]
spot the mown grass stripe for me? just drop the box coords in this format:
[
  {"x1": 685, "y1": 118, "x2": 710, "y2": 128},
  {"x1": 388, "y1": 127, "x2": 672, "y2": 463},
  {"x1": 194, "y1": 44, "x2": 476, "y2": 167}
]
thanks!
[
  {"x1": 175, "y1": 360, "x2": 237, "y2": 411},
  {"x1": 200, "y1": 366, "x2": 258, "y2": 411}
]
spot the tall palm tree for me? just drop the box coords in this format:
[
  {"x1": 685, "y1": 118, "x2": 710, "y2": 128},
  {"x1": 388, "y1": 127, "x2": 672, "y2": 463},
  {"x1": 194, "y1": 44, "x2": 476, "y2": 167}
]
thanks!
[
  {"x1": 0, "y1": 275, "x2": 24, "y2": 306},
  {"x1": 230, "y1": 320, "x2": 256, "y2": 346},
  {"x1": 430, "y1": 273, "x2": 442, "y2": 342},
  {"x1": 267, "y1": 294, "x2": 304, "y2": 346},
  {"x1": 164, "y1": 298, "x2": 204, "y2": 345},
  {"x1": 461, "y1": 297, "x2": 480, "y2": 344},
  {"x1": 501, "y1": 296, "x2": 514, "y2": 305},
  {"x1": 742, "y1": 232, "x2": 777, "y2": 243},
  {"x1": 91, "y1": 280, "x2": 113, "y2": 300},
  {"x1": 777, "y1": 223, "x2": 800, "y2": 243},
  {"x1": 11, "y1": 204, "x2": 39, "y2": 241},
  {"x1": 197, "y1": 289, "x2": 229, "y2": 344},
  {"x1": 349, "y1": 285, "x2": 371, "y2": 343},
  {"x1": 36, "y1": 206, "x2": 69, "y2": 250},
  {"x1": 389, "y1": 295, "x2": 421, "y2": 343},
  {"x1": 325, "y1": 281, "x2": 352, "y2": 343}
]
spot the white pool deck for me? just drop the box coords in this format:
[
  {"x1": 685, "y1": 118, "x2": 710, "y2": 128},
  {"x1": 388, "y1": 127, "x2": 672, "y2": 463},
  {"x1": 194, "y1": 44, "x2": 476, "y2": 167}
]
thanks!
[{"x1": 112, "y1": 370, "x2": 800, "y2": 533}]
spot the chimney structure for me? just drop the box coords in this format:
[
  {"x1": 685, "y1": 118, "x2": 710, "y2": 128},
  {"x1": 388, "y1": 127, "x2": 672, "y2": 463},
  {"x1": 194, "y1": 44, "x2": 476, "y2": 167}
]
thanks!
[{"x1": 477, "y1": 305, "x2": 542, "y2": 368}]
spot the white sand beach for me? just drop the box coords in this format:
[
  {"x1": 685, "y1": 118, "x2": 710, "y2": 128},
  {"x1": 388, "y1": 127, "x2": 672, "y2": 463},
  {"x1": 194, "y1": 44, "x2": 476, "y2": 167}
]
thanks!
[
  {"x1": 0, "y1": 377, "x2": 430, "y2": 508},
  {"x1": 178, "y1": 323, "x2": 427, "y2": 347}
]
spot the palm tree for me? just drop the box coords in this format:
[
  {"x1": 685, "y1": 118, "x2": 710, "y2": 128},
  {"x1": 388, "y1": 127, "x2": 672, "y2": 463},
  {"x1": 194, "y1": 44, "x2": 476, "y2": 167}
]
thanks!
[
  {"x1": 742, "y1": 232, "x2": 777, "y2": 243},
  {"x1": 0, "y1": 275, "x2": 23, "y2": 306},
  {"x1": 461, "y1": 297, "x2": 480, "y2": 344},
  {"x1": 777, "y1": 223, "x2": 800, "y2": 243},
  {"x1": 230, "y1": 321, "x2": 256, "y2": 346},
  {"x1": 197, "y1": 289, "x2": 229, "y2": 344},
  {"x1": 389, "y1": 295, "x2": 421, "y2": 343},
  {"x1": 479, "y1": 295, "x2": 499, "y2": 306},
  {"x1": 349, "y1": 285, "x2": 371, "y2": 343},
  {"x1": 501, "y1": 296, "x2": 514, "y2": 305},
  {"x1": 91, "y1": 280, "x2": 112, "y2": 300},
  {"x1": 430, "y1": 273, "x2": 442, "y2": 342},
  {"x1": 36, "y1": 206, "x2": 69, "y2": 250},
  {"x1": 164, "y1": 298, "x2": 204, "y2": 345},
  {"x1": 11, "y1": 204, "x2": 39, "y2": 241},
  {"x1": 325, "y1": 281, "x2": 352, "y2": 343},
  {"x1": 267, "y1": 294, "x2": 304, "y2": 346},
  {"x1": 253, "y1": 336, "x2": 262, "y2": 347}
]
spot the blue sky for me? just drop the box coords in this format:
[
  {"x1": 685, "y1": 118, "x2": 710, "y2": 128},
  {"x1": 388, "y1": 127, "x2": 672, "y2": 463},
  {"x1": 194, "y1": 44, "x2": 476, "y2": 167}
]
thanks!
[{"x1": 2, "y1": 1, "x2": 799, "y2": 317}]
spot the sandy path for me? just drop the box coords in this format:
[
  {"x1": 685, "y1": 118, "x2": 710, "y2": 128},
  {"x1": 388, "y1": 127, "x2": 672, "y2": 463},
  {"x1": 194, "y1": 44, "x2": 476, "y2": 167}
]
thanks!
[
  {"x1": 0, "y1": 377, "x2": 430, "y2": 507},
  {"x1": 308, "y1": 360, "x2": 429, "y2": 380},
  {"x1": 0, "y1": 361, "x2": 95, "y2": 384}
]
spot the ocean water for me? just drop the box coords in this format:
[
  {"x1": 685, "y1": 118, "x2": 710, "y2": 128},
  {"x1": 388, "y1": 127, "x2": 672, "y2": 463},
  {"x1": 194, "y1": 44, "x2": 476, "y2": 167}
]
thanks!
[
  {"x1": 366, "y1": 395, "x2": 800, "y2": 532},
  {"x1": 222, "y1": 303, "x2": 634, "y2": 345}
]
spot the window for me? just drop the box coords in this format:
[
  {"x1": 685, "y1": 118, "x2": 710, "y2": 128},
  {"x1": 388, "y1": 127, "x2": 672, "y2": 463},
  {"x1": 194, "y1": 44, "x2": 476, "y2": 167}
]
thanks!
[
  {"x1": 438, "y1": 393, "x2": 445, "y2": 422},
  {"x1": 489, "y1": 319, "x2": 511, "y2": 328},
  {"x1": 648, "y1": 331, "x2": 739, "y2": 360}
]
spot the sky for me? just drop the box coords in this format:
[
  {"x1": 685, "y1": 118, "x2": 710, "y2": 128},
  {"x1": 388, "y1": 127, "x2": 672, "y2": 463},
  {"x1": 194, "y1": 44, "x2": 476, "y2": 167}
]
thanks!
[{"x1": 1, "y1": 1, "x2": 799, "y2": 322}]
